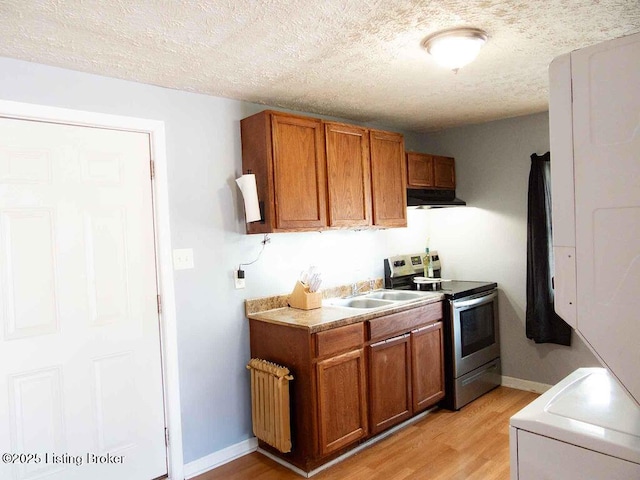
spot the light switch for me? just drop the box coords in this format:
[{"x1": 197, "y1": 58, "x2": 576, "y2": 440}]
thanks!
[{"x1": 173, "y1": 248, "x2": 195, "y2": 270}]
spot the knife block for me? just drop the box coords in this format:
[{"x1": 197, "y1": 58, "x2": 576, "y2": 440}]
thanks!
[{"x1": 288, "y1": 281, "x2": 322, "y2": 310}]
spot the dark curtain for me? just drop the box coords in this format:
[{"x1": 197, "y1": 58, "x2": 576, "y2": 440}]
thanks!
[{"x1": 526, "y1": 152, "x2": 571, "y2": 345}]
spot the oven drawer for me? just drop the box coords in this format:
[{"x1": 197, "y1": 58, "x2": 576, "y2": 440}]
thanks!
[
  {"x1": 368, "y1": 302, "x2": 442, "y2": 341},
  {"x1": 453, "y1": 358, "x2": 501, "y2": 410}
]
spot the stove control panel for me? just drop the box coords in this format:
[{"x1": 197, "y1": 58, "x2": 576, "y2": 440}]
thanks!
[{"x1": 386, "y1": 252, "x2": 441, "y2": 277}]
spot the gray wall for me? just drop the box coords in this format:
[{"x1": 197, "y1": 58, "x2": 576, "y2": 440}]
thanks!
[
  {"x1": 0, "y1": 57, "x2": 434, "y2": 464},
  {"x1": 415, "y1": 112, "x2": 599, "y2": 385}
]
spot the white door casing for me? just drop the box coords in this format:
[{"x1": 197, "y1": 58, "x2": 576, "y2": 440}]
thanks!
[{"x1": 0, "y1": 100, "x2": 182, "y2": 480}]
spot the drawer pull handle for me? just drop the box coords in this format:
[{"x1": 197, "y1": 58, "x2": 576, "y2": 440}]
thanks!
[
  {"x1": 412, "y1": 322, "x2": 440, "y2": 334},
  {"x1": 370, "y1": 333, "x2": 410, "y2": 348}
]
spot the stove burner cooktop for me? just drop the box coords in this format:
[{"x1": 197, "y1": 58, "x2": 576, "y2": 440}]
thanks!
[
  {"x1": 383, "y1": 253, "x2": 496, "y2": 299},
  {"x1": 438, "y1": 281, "x2": 497, "y2": 300}
]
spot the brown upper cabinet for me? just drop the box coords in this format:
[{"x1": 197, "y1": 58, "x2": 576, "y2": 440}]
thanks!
[
  {"x1": 241, "y1": 111, "x2": 327, "y2": 233},
  {"x1": 369, "y1": 130, "x2": 408, "y2": 227},
  {"x1": 240, "y1": 111, "x2": 407, "y2": 233},
  {"x1": 407, "y1": 152, "x2": 456, "y2": 190},
  {"x1": 324, "y1": 122, "x2": 372, "y2": 227}
]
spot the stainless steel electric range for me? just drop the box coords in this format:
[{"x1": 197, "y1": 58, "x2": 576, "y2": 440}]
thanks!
[{"x1": 384, "y1": 253, "x2": 501, "y2": 410}]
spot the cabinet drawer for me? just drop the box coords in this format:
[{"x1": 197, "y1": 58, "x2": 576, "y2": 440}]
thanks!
[
  {"x1": 314, "y1": 323, "x2": 365, "y2": 358},
  {"x1": 368, "y1": 302, "x2": 442, "y2": 342}
]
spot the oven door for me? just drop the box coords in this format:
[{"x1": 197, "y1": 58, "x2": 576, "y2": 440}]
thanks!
[{"x1": 451, "y1": 289, "x2": 500, "y2": 378}]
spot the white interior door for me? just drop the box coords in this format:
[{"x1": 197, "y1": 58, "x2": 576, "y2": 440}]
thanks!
[{"x1": 0, "y1": 118, "x2": 167, "y2": 480}]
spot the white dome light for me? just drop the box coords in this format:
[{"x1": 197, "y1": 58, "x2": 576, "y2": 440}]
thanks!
[{"x1": 422, "y1": 28, "x2": 488, "y2": 71}]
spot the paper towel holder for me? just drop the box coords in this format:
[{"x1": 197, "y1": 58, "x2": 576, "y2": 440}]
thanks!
[
  {"x1": 245, "y1": 170, "x2": 265, "y2": 224},
  {"x1": 236, "y1": 170, "x2": 265, "y2": 224}
]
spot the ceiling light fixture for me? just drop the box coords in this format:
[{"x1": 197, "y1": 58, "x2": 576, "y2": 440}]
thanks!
[{"x1": 422, "y1": 27, "x2": 488, "y2": 71}]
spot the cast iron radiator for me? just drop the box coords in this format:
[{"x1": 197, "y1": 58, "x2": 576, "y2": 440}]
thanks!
[{"x1": 246, "y1": 358, "x2": 294, "y2": 453}]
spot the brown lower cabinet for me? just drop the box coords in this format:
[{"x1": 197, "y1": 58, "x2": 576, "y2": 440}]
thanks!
[
  {"x1": 248, "y1": 301, "x2": 444, "y2": 473},
  {"x1": 368, "y1": 308, "x2": 445, "y2": 435},
  {"x1": 411, "y1": 322, "x2": 445, "y2": 412},
  {"x1": 368, "y1": 333, "x2": 412, "y2": 434},
  {"x1": 316, "y1": 348, "x2": 368, "y2": 455}
]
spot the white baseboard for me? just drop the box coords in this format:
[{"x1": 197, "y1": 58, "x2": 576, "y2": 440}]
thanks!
[
  {"x1": 183, "y1": 437, "x2": 258, "y2": 479},
  {"x1": 502, "y1": 375, "x2": 552, "y2": 394},
  {"x1": 256, "y1": 448, "x2": 310, "y2": 478}
]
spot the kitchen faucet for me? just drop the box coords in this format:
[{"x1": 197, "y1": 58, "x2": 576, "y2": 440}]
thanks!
[{"x1": 351, "y1": 279, "x2": 376, "y2": 296}]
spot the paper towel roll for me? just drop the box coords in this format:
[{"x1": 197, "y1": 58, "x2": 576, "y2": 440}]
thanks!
[{"x1": 235, "y1": 174, "x2": 261, "y2": 223}]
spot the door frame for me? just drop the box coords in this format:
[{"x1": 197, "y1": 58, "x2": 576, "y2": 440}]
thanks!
[{"x1": 0, "y1": 99, "x2": 184, "y2": 480}]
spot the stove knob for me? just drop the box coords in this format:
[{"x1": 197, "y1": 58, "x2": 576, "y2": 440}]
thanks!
[{"x1": 393, "y1": 260, "x2": 405, "y2": 267}]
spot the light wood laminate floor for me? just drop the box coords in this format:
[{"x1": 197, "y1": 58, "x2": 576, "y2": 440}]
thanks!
[{"x1": 195, "y1": 386, "x2": 538, "y2": 480}]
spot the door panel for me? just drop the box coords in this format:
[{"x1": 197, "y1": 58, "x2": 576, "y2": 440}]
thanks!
[
  {"x1": 324, "y1": 122, "x2": 371, "y2": 227},
  {"x1": 316, "y1": 349, "x2": 368, "y2": 455},
  {"x1": 271, "y1": 114, "x2": 326, "y2": 229},
  {"x1": 369, "y1": 130, "x2": 406, "y2": 227},
  {"x1": 8, "y1": 367, "x2": 65, "y2": 480},
  {"x1": 84, "y1": 209, "x2": 129, "y2": 326},
  {"x1": 433, "y1": 156, "x2": 455, "y2": 189},
  {"x1": 1, "y1": 209, "x2": 58, "y2": 339},
  {"x1": 407, "y1": 152, "x2": 434, "y2": 188},
  {"x1": 411, "y1": 323, "x2": 445, "y2": 413},
  {"x1": 368, "y1": 334, "x2": 412, "y2": 434},
  {"x1": 0, "y1": 144, "x2": 52, "y2": 183},
  {"x1": 0, "y1": 118, "x2": 166, "y2": 480},
  {"x1": 93, "y1": 352, "x2": 137, "y2": 452}
]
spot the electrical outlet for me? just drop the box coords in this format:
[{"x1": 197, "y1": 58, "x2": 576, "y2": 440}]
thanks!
[
  {"x1": 173, "y1": 248, "x2": 194, "y2": 270},
  {"x1": 234, "y1": 269, "x2": 246, "y2": 289}
]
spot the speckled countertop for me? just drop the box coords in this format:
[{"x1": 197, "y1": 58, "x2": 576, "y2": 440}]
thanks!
[{"x1": 245, "y1": 280, "x2": 444, "y2": 333}]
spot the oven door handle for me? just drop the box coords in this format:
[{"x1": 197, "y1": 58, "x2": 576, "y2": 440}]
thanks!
[{"x1": 452, "y1": 290, "x2": 497, "y2": 308}]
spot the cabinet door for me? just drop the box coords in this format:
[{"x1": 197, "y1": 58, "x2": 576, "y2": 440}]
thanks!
[
  {"x1": 411, "y1": 322, "x2": 445, "y2": 413},
  {"x1": 369, "y1": 130, "x2": 407, "y2": 227},
  {"x1": 316, "y1": 349, "x2": 368, "y2": 455},
  {"x1": 324, "y1": 122, "x2": 372, "y2": 227},
  {"x1": 433, "y1": 155, "x2": 456, "y2": 189},
  {"x1": 271, "y1": 113, "x2": 327, "y2": 229},
  {"x1": 368, "y1": 334, "x2": 412, "y2": 434},
  {"x1": 407, "y1": 152, "x2": 434, "y2": 188}
]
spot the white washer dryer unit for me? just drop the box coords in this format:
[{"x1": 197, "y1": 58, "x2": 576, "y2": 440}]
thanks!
[
  {"x1": 510, "y1": 368, "x2": 640, "y2": 480},
  {"x1": 510, "y1": 30, "x2": 640, "y2": 480}
]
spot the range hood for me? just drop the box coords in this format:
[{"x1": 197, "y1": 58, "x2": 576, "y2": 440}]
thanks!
[{"x1": 406, "y1": 188, "x2": 466, "y2": 208}]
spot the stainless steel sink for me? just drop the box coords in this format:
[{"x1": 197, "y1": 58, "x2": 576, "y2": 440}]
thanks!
[
  {"x1": 323, "y1": 297, "x2": 396, "y2": 309},
  {"x1": 323, "y1": 288, "x2": 440, "y2": 310},
  {"x1": 364, "y1": 291, "x2": 425, "y2": 301}
]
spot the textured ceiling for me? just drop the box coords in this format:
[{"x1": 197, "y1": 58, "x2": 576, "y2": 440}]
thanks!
[{"x1": 1, "y1": 1, "x2": 639, "y2": 132}]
